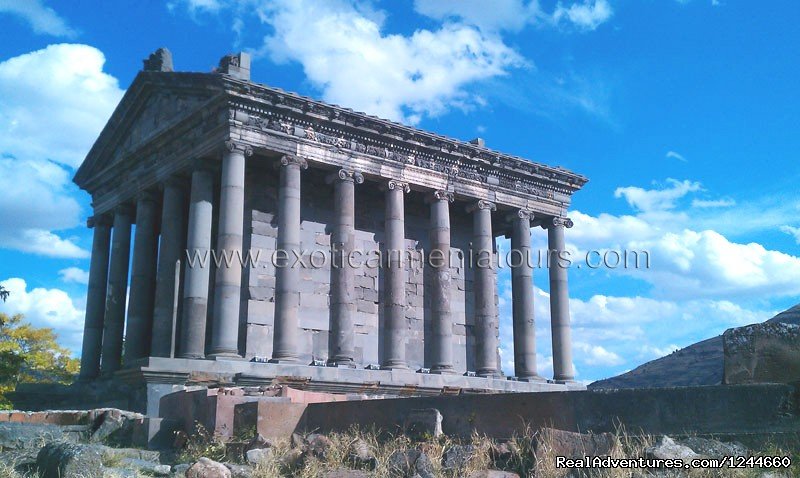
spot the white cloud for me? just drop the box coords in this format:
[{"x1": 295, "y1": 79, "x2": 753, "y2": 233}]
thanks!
[
  {"x1": 691, "y1": 198, "x2": 735, "y2": 208},
  {"x1": 413, "y1": 0, "x2": 540, "y2": 33},
  {"x1": 59, "y1": 267, "x2": 90, "y2": 285},
  {"x1": 666, "y1": 150, "x2": 687, "y2": 162},
  {"x1": 614, "y1": 178, "x2": 702, "y2": 212},
  {"x1": 781, "y1": 225, "x2": 800, "y2": 245},
  {"x1": 0, "y1": 277, "x2": 85, "y2": 353},
  {"x1": 552, "y1": 0, "x2": 613, "y2": 31},
  {"x1": 0, "y1": 0, "x2": 76, "y2": 37},
  {"x1": 0, "y1": 44, "x2": 124, "y2": 258},
  {"x1": 251, "y1": 0, "x2": 524, "y2": 124}
]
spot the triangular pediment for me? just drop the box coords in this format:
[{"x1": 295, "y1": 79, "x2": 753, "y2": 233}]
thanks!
[{"x1": 74, "y1": 72, "x2": 224, "y2": 188}]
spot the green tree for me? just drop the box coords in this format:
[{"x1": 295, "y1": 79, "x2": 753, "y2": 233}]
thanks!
[
  {"x1": 0, "y1": 285, "x2": 8, "y2": 302},
  {"x1": 0, "y1": 312, "x2": 80, "y2": 409}
]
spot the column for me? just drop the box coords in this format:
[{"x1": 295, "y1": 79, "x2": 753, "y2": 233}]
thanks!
[
  {"x1": 511, "y1": 210, "x2": 542, "y2": 381},
  {"x1": 271, "y1": 155, "x2": 307, "y2": 363},
  {"x1": 124, "y1": 191, "x2": 160, "y2": 364},
  {"x1": 100, "y1": 205, "x2": 133, "y2": 375},
  {"x1": 151, "y1": 178, "x2": 188, "y2": 357},
  {"x1": 382, "y1": 180, "x2": 410, "y2": 370},
  {"x1": 209, "y1": 141, "x2": 251, "y2": 357},
  {"x1": 78, "y1": 215, "x2": 112, "y2": 379},
  {"x1": 180, "y1": 167, "x2": 214, "y2": 359},
  {"x1": 428, "y1": 190, "x2": 455, "y2": 374},
  {"x1": 547, "y1": 216, "x2": 575, "y2": 382},
  {"x1": 327, "y1": 169, "x2": 364, "y2": 367},
  {"x1": 470, "y1": 200, "x2": 499, "y2": 377}
]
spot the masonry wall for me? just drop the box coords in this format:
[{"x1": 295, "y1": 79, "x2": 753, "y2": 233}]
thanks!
[{"x1": 239, "y1": 161, "x2": 499, "y2": 373}]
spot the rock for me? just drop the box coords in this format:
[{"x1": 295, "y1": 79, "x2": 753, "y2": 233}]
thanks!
[
  {"x1": 403, "y1": 409, "x2": 443, "y2": 439},
  {"x1": 36, "y1": 442, "x2": 104, "y2": 478},
  {"x1": 278, "y1": 447, "x2": 305, "y2": 470},
  {"x1": 119, "y1": 458, "x2": 171, "y2": 476},
  {"x1": 468, "y1": 471, "x2": 521, "y2": 478},
  {"x1": 0, "y1": 422, "x2": 70, "y2": 450},
  {"x1": 388, "y1": 449, "x2": 435, "y2": 478},
  {"x1": 291, "y1": 432, "x2": 306, "y2": 449},
  {"x1": 536, "y1": 428, "x2": 619, "y2": 459},
  {"x1": 348, "y1": 438, "x2": 377, "y2": 470},
  {"x1": 307, "y1": 433, "x2": 332, "y2": 460},
  {"x1": 245, "y1": 447, "x2": 273, "y2": 465},
  {"x1": 224, "y1": 463, "x2": 255, "y2": 478},
  {"x1": 323, "y1": 469, "x2": 371, "y2": 478},
  {"x1": 245, "y1": 433, "x2": 274, "y2": 452},
  {"x1": 442, "y1": 444, "x2": 477, "y2": 470},
  {"x1": 723, "y1": 322, "x2": 800, "y2": 384},
  {"x1": 89, "y1": 411, "x2": 124, "y2": 443},
  {"x1": 100, "y1": 446, "x2": 161, "y2": 463},
  {"x1": 172, "y1": 463, "x2": 191, "y2": 475},
  {"x1": 186, "y1": 457, "x2": 232, "y2": 478},
  {"x1": 679, "y1": 437, "x2": 749, "y2": 458},
  {"x1": 645, "y1": 436, "x2": 703, "y2": 463}
]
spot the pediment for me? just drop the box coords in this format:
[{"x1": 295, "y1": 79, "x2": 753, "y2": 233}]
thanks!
[{"x1": 74, "y1": 72, "x2": 223, "y2": 188}]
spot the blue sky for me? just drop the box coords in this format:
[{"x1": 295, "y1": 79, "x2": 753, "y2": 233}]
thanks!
[{"x1": 1, "y1": 0, "x2": 799, "y2": 382}]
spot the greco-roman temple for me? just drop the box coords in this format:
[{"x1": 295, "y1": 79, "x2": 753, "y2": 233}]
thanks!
[{"x1": 62, "y1": 49, "x2": 588, "y2": 413}]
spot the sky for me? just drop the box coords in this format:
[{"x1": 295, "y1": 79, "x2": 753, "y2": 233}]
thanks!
[{"x1": 0, "y1": 0, "x2": 799, "y2": 383}]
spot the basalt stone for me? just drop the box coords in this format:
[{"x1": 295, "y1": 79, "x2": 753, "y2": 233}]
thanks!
[
  {"x1": 36, "y1": 442, "x2": 104, "y2": 478},
  {"x1": 186, "y1": 457, "x2": 232, "y2": 478},
  {"x1": 388, "y1": 449, "x2": 435, "y2": 478}
]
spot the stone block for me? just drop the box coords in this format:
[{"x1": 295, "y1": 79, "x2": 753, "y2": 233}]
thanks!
[
  {"x1": 249, "y1": 287, "x2": 274, "y2": 301},
  {"x1": 723, "y1": 322, "x2": 800, "y2": 384},
  {"x1": 299, "y1": 308, "x2": 330, "y2": 331},
  {"x1": 362, "y1": 288, "x2": 379, "y2": 302},
  {"x1": 403, "y1": 408, "x2": 443, "y2": 438},
  {"x1": 300, "y1": 293, "x2": 329, "y2": 308},
  {"x1": 356, "y1": 300, "x2": 378, "y2": 315},
  {"x1": 245, "y1": 324, "x2": 272, "y2": 358},
  {"x1": 355, "y1": 276, "x2": 376, "y2": 289}
]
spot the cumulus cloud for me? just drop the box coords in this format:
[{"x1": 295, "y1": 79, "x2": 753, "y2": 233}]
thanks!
[
  {"x1": 691, "y1": 198, "x2": 736, "y2": 208},
  {"x1": 59, "y1": 267, "x2": 90, "y2": 285},
  {"x1": 0, "y1": 44, "x2": 124, "y2": 258},
  {"x1": 0, "y1": 0, "x2": 76, "y2": 37},
  {"x1": 614, "y1": 178, "x2": 702, "y2": 212},
  {"x1": 413, "y1": 0, "x2": 540, "y2": 33},
  {"x1": 552, "y1": 0, "x2": 613, "y2": 31},
  {"x1": 0, "y1": 278, "x2": 85, "y2": 353}
]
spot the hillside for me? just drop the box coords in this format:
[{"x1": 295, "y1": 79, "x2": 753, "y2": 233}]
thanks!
[{"x1": 588, "y1": 303, "x2": 800, "y2": 389}]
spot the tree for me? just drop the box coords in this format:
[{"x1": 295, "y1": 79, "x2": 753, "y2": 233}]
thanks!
[
  {"x1": 0, "y1": 285, "x2": 8, "y2": 302},
  {"x1": 0, "y1": 313, "x2": 80, "y2": 409}
]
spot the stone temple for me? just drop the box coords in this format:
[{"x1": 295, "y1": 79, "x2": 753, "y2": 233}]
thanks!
[{"x1": 66, "y1": 49, "x2": 588, "y2": 413}]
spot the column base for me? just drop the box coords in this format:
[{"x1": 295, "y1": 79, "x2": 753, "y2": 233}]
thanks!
[
  {"x1": 179, "y1": 353, "x2": 206, "y2": 360},
  {"x1": 476, "y1": 368, "x2": 501, "y2": 378},
  {"x1": 430, "y1": 365, "x2": 458, "y2": 375},
  {"x1": 208, "y1": 352, "x2": 242, "y2": 360},
  {"x1": 269, "y1": 355, "x2": 302, "y2": 364},
  {"x1": 516, "y1": 375, "x2": 547, "y2": 383},
  {"x1": 380, "y1": 362, "x2": 410, "y2": 371},
  {"x1": 327, "y1": 357, "x2": 356, "y2": 368}
]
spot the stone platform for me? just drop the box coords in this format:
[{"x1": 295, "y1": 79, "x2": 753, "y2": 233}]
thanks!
[{"x1": 11, "y1": 357, "x2": 583, "y2": 417}]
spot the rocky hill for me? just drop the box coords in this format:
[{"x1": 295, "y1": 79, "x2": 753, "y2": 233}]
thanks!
[{"x1": 588, "y1": 303, "x2": 800, "y2": 389}]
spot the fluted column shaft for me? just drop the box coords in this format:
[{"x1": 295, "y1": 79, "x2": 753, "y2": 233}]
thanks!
[
  {"x1": 511, "y1": 211, "x2": 541, "y2": 380},
  {"x1": 151, "y1": 180, "x2": 188, "y2": 357},
  {"x1": 548, "y1": 217, "x2": 575, "y2": 382},
  {"x1": 180, "y1": 168, "x2": 214, "y2": 359},
  {"x1": 471, "y1": 200, "x2": 499, "y2": 377},
  {"x1": 101, "y1": 206, "x2": 133, "y2": 375},
  {"x1": 428, "y1": 190, "x2": 455, "y2": 374},
  {"x1": 210, "y1": 142, "x2": 251, "y2": 357},
  {"x1": 124, "y1": 193, "x2": 160, "y2": 363},
  {"x1": 271, "y1": 155, "x2": 307, "y2": 363},
  {"x1": 79, "y1": 215, "x2": 111, "y2": 379},
  {"x1": 382, "y1": 180, "x2": 410, "y2": 370},
  {"x1": 328, "y1": 169, "x2": 363, "y2": 366}
]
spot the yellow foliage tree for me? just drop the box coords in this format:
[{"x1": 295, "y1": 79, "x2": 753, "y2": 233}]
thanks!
[{"x1": 0, "y1": 312, "x2": 80, "y2": 409}]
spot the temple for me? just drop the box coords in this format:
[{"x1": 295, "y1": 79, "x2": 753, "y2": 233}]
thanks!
[{"x1": 70, "y1": 49, "x2": 588, "y2": 411}]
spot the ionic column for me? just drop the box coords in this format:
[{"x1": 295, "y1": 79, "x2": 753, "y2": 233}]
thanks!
[
  {"x1": 101, "y1": 205, "x2": 133, "y2": 375},
  {"x1": 271, "y1": 155, "x2": 307, "y2": 363},
  {"x1": 210, "y1": 141, "x2": 252, "y2": 357},
  {"x1": 124, "y1": 191, "x2": 160, "y2": 363},
  {"x1": 428, "y1": 190, "x2": 455, "y2": 374},
  {"x1": 180, "y1": 167, "x2": 214, "y2": 359},
  {"x1": 547, "y1": 216, "x2": 575, "y2": 382},
  {"x1": 510, "y1": 210, "x2": 542, "y2": 381},
  {"x1": 469, "y1": 200, "x2": 499, "y2": 377},
  {"x1": 151, "y1": 178, "x2": 188, "y2": 357},
  {"x1": 382, "y1": 180, "x2": 410, "y2": 370},
  {"x1": 327, "y1": 169, "x2": 364, "y2": 367},
  {"x1": 78, "y1": 214, "x2": 112, "y2": 380}
]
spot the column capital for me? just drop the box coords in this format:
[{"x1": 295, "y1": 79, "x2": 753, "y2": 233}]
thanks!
[
  {"x1": 114, "y1": 203, "x2": 135, "y2": 218},
  {"x1": 467, "y1": 199, "x2": 496, "y2": 213},
  {"x1": 505, "y1": 209, "x2": 534, "y2": 222},
  {"x1": 87, "y1": 214, "x2": 113, "y2": 228},
  {"x1": 387, "y1": 179, "x2": 411, "y2": 193},
  {"x1": 160, "y1": 176, "x2": 189, "y2": 192},
  {"x1": 224, "y1": 140, "x2": 253, "y2": 157},
  {"x1": 327, "y1": 169, "x2": 364, "y2": 184},
  {"x1": 427, "y1": 189, "x2": 454, "y2": 203},
  {"x1": 279, "y1": 154, "x2": 308, "y2": 169},
  {"x1": 543, "y1": 216, "x2": 574, "y2": 229}
]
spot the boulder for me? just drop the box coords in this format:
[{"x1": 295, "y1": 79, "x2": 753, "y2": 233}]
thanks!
[
  {"x1": 245, "y1": 433, "x2": 274, "y2": 452},
  {"x1": 536, "y1": 428, "x2": 619, "y2": 459},
  {"x1": 679, "y1": 437, "x2": 749, "y2": 458},
  {"x1": 723, "y1": 322, "x2": 800, "y2": 384},
  {"x1": 118, "y1": 457, "x2": 171, "y2": 476},
  {"x1": 245, "y1": 447, "x2": 273, "y2": 465},
  {"x1": 224, "y1": 463, "x2": 255, "y2": 478},
  {"x1": 388, "y1": 449, "x2": 435, "y2": 478},
  {"x1": 186, "y1": 457, "x2": 232, "y2": 478},
  {"x1": 36, "y1": 442, "x2": 104, "y2": 478},
  {"x1": 278, "y1": 447, "x2": 305, "y2": 470},
  {"x1": 307, "y1": 433, "x2": 332, "y2": 460},
  {"x1": 645, "y1": 436, "x2": 702, "y2": 462},
  {"x1": 442, "y1": 444, "x2": 478, "y2": 470},
  {"x1": 348, "y1": 438, "x2": 377, "y2": 470},
  {"x1": 403, "y1": 408, "x2": 443, "y2": 439}
]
